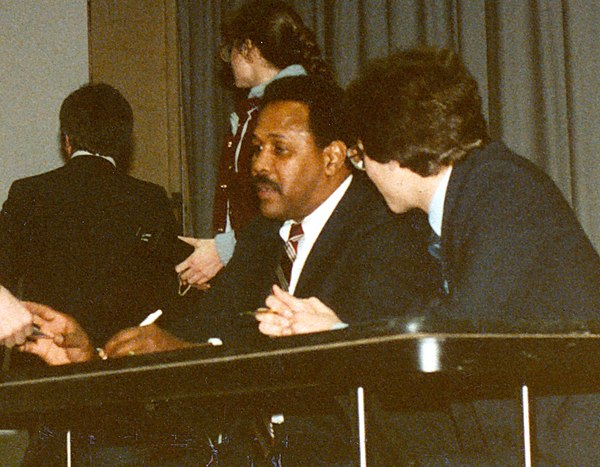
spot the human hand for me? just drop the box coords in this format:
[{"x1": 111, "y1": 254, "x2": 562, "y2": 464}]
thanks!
[
  {"x1": 18, "y1": 302, "x2": 95, "y2": 365},
  {"x1": 104, "y1": 324, "x2": 192, "y2": 358},
  {"x1": 0, "y1": 286, "x2": 33, "y2": 347},
  {"x1": 257, "y1": 285, "x2": 343, "y2": 336},
  {"x1": 175, "y1": 237, "x2": 224, "y2": 289}
]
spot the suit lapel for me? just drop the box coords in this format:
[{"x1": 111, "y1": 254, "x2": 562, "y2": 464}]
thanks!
[
  {"x1": 294, "y1": 176, "x2": 368, "y2": 296},
  {"x1": 440, "y1": 147, "x2": 486, "y2": 290}
]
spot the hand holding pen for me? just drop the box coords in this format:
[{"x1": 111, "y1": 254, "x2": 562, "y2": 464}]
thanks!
[
  {"x1": 103, "y1": 309, "x2": 196, "y2": 358},
  {"x1": 255, "y1": 285, "x2": 344, "y2": 337},
  {"x1": 18, "y1": 302, "x2": 96, "y2": 365},
  {"x1": 94, "y1": 309, "x2": 164, "y2": 360}
]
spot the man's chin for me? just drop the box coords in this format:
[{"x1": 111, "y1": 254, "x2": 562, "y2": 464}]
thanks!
[{"x1": 259, "y1": 202, "x2": 286, "y2": 220}]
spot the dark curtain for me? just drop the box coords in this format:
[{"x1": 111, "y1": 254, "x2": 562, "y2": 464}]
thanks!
[{"x1": 177, "y1": 0, "x2": 600, "y2": 249}]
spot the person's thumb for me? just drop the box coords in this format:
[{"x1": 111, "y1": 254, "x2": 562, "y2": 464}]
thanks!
[{"x1": 178, "y1": 236, "x2": 201, "y2": 247}]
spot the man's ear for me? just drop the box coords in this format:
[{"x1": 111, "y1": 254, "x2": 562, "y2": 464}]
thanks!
[
  {"x1": 63, "y1": 134, "x2": 73, "y2": 156},
  {"x1": 322, "y1": 141, "x2": 348, "y2": 176},
  {"x1": 242, "y1": 39, "x2": 257, "y2": 60}
]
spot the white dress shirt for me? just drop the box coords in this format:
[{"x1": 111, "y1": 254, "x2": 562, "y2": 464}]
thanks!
[
  {"x1": 279, "y1": 175, "x2": 353, "y2": 295},
  {"x1": 71, "y1": 149, "x2": 116, "y2": 168},
  {"x1": 428, "y1": 167, "x2": 453, "y2": 236}
]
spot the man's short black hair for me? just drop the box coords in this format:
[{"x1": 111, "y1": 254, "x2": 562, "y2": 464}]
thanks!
[
  {"x1": 260, "y1": 75, "x2": 351, "y2": 148},
  {"x1": 59, "y1": 83, "x2": 133, "y2": 165}
]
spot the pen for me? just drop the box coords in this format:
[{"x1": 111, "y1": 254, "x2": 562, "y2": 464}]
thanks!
[
  {"x1": 139, "y1": 309, "x2": 163, "y2": 327},
  {"x1": 118, "y1": 310, "x2": 163, "y2": 357},
  {"x1": 238, "y1": 308, "x2": 271, "y2": 317},
  {"x1": 30, "y1": 325, "x2": 51, "y2": 339}
]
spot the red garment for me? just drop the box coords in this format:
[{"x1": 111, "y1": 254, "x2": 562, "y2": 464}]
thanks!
[{"x1": 212, "y1": 97, "x2": 261, "y2": 235}]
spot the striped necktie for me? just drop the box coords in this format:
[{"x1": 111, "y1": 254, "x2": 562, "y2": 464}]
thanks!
[
  {"x1": 276, "y1": 223, "x2": 304, "y2": 291},
  {"x1": 428, "y1": 231, "x2": 449, "y2": 294},
  {"x1": 428, "y1": 231, "x2": 443, "y2": 262}
]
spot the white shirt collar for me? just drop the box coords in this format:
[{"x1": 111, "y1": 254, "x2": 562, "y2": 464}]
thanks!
[
  {"x1": 71, "y1": 149, "x2": 116, "y2": 168},
  {"x1": 279, "y1": 175, "x2": 353, "y2": 294},
  {"x1": 428, "y1": 167, "x2": 452, "y2": 236}
]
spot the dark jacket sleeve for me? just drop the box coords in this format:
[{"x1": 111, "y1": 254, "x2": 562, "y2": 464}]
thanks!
[
  {"x1": 0, "y1": 181, "x2": 30, "y2": 294},
  {"x1": 430, "y1": 148, "x2": 600, "y2": 331},
  {"x1": 321, "y1": 210, "x2": 439, "y2": 326}
]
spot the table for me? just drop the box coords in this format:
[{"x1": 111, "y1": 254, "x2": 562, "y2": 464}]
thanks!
[{"x1": 1, "y1": 319, "x2": 599, "y2": 465}]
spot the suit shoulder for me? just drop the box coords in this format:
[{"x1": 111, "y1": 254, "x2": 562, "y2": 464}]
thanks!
[
  {"x1": 346, "y1": 174, "x2": 391, "y2": 216},
  {"x1": 451, "y1": 142, "x2": 569, "y2": 210},
  {"x1": 8, "y1": 165, "x2": 65, "y2": 188},
  {"x1": 237, "y1": 214, "x2": 280, "y2": 245},
  {"x1": 338, "y1": 176, "x2": 428, "y2": 246},
  {"x1": 351, "y1": 175, "x2": 405, "y2": 224},
  {"x1": 3, "y1": 166, "x2": 69, "y2": 204},
  {"x1": 116, "y1": 173, "x2": 170, "y2": 198},
  {"x1": 459, "y1": 142, "x2": 552, "y2": 184}
]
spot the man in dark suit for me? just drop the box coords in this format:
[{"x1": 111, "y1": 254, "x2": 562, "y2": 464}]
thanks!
[
  {"x1": 26, "y1": 75, "x2": 437, "y2": 465},
  {"x1": 260, "y1": 48, "x2": 600, "y2": 464},
  {"x1": 100, "y1": 75, "x2": 436, "y2": 355},
  {"x1": 2, "y1": 83, "x2": 190, "y2": 465},
  {"x1": 0, "y1": 83, "x2": 182, "y2": 348}
]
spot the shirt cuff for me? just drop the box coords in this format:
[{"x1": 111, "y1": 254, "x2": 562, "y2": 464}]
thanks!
[
  {"x1": 331, "y1": 322, "x2": 349, "y2": 330},
  {"x1": 214, "y1": 231, "x2": 236, "y2": 265}
]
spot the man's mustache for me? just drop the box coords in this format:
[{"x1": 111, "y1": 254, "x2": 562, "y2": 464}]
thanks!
[{"x1": 253, "y1": 175, "x2": 282, "y2": 193}]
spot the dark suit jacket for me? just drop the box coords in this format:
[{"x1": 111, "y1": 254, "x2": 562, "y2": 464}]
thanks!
[
  {"x1": 165, "y1": 174, "x2": 439, "y2": 464},
  {"x1": 0, "y1": 156, "x2": 182, "y2": 345},
  {"x1": 340, "y1": 143, "x2": 600, "y2": 466},
  {"x1": 387, "y1": 141, "x2": 600, "y2": 465},
  {"x1": 435, "y1": 141, "x2": 600, "y2": 328},
  {"x1": 168, "y1": 173, "x2": 437, "y2": 344}
]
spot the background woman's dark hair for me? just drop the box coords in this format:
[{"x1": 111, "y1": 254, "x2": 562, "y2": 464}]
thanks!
[{"x1": 221, "y1": 0, "x2": 333, "y2": 81}]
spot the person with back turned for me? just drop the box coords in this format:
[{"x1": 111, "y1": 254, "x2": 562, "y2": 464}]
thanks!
[
  {"x1": 0, "y1": 82, "x2": 188, "y2": 466},
  {"x1": 0, "y1": 83, "x2": 182, "y2": 348},
  {"x1": 176, "y1": 0, "x2": 335, "y2": 289}
]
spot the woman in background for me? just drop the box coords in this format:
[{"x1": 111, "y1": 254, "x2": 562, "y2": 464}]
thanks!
[{"x1": 176, "y1": 0, "x2": 334, "y2": 288}]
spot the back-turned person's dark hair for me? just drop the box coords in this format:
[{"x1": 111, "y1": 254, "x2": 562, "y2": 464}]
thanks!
[
  {"x1": 346, "y1": 48, "x2": 490, "y2": 176},
  {"x1": 221, "y1": 0, "x2": 333, "y2": 81},
  {"x1": 59, "y1": 83, "x2": 133, "y2": 166},
  {"x1": 260, "y1": 75, "x2": 351, "y2": 149}
]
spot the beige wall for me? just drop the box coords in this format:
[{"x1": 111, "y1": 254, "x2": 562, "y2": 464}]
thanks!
[
  {"x1": 88, "y1": 0, "x2": 184, "y2": 201},
  {"x1": 0, "y1": 0, "x2": 89, "y2": 205},
  {"x1": 1, "y1": 2, "x2": 183, "y2": 460},
  {"x1": 1, "y1": 0, "x2": 184, "y2": 205}
]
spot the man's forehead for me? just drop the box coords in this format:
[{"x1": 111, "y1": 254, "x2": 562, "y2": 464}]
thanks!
[{"x1": 256, "y1": 100, "x2": 311, "y2": 136}]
